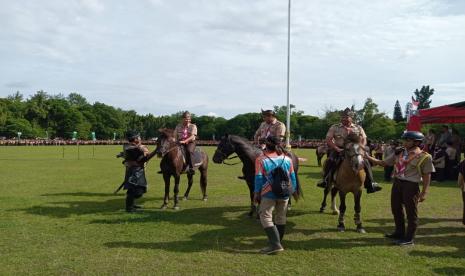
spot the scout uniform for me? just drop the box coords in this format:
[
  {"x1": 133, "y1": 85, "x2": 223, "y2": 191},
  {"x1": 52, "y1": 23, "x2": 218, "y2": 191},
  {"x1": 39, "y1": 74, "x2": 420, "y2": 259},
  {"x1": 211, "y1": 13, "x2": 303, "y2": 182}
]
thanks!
[
  {"x1": 254, "y1": 119, "x2": 286, "y2": 145},
  {"x1": 174, "y1": 121, "x2": 198, "y2": 173},
  {"x1": 383, "y1": 147, "x2": 434, "y2": 242}
]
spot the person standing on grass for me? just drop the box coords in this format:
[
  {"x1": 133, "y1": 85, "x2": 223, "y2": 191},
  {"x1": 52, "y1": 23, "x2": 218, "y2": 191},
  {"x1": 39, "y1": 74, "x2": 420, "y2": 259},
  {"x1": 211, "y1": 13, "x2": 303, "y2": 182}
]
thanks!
[
  {"x1": 458, "y1": 159, "x2": 465, "y2": 225},
  {"x1": 254, "y1": 136, "x2": 298, "y2": 255},
  {"x1": 366, "y1": 131, "x2": 434, "y2": 246},
  {"x1": 123, "y1": 131, "x2": 156, "y2": 213}
]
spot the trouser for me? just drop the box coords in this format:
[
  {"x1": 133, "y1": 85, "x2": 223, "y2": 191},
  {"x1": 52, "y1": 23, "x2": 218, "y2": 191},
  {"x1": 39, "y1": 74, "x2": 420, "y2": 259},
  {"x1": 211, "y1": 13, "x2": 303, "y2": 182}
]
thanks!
[
  {"x1": 126, "y1": 185, "x2": 146, "y2": 209},
  {"x1": 391, "y1": 178, "x2": 420, "y2": 240},
  {"x1": 322, "y1": 150, "x2": 342, "y2": 184},
  {"x1": 363, "y1": 159, "x2": 377, "y2": 189},
  {"x1": 384, "y1": 166, "x2": 394, "y2": 181},
  {"x1": 183, "y1": 142, "x2": 196, "y2": 169},
  {"x1": 462, "y1": 191, "x2": 465, "y2": 225},
  {"x1": 259, "y1": 197, "x2": 289, "y2": 228}
]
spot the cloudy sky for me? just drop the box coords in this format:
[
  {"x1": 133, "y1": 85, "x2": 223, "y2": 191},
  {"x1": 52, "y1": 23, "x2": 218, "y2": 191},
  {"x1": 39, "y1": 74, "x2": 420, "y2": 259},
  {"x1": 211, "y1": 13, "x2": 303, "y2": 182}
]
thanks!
[{"x1": 1, "y1": 0, "x2": 464, "y2": 118}]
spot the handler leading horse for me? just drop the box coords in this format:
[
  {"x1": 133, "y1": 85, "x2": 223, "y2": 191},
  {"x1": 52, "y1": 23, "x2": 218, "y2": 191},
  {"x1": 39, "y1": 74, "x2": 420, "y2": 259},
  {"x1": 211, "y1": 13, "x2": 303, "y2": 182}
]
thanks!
[
  {"x1": 212, "y1": 134, "x2": 302, "y2": 217},
  {"x1": 155, "y1": 128, "x2": 208, "y2": 209}
]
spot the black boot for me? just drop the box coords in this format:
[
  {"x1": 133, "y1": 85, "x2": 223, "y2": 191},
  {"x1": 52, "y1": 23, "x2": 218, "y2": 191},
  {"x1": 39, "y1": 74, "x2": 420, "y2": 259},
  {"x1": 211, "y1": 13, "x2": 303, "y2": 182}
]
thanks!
[
  {"x1": 364, "y1": 160, "x2": 382, "y2": 193},
  {"x1": 260, "y1": 226, "x2": 284, "y2": 254},
  {"x1": 125, "y1": 194, "x2": 135, "y2": 212},
  {"x1": 276, "y1": 224, "x2": 286, "y2": 242}
]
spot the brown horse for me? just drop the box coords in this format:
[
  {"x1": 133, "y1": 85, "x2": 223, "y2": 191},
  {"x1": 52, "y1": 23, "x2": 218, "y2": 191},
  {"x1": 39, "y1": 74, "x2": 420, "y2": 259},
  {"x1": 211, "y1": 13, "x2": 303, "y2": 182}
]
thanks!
[
  {"x1": 155, "y1": 128, "x2": 208, "y2": 209},
  {"x1": 316, "y1": 144, "x2": 328, "y2": 167},
  {"x1": 332, "y1": 134, "x2": 367, "y2": 233}
]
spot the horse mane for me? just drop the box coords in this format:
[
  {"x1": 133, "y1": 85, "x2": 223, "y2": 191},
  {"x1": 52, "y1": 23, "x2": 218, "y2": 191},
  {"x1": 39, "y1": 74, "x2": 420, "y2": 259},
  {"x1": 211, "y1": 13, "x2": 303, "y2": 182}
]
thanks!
[
  {"x1": 158, "y1": 128, "x2": 174, "y2": 138},
  {"x1": 345, "y1": 133, "x2": 361, "y2": 144}
]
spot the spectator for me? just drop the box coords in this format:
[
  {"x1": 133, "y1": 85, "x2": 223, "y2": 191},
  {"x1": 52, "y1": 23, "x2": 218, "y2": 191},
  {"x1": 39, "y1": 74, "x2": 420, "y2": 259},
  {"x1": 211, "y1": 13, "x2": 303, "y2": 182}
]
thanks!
[
  {"x1": 446, "y1": 141, "x2": 458, "y2": 180},
  {"x1": 437, "y1": 125, "x2": 451, "y2": 148},
  {"x1": 425, "y1": 129, "x2": 436, "y2": 153},
  {"x1": 432, "y1": 146, "x2": 447, "y2": 182}
]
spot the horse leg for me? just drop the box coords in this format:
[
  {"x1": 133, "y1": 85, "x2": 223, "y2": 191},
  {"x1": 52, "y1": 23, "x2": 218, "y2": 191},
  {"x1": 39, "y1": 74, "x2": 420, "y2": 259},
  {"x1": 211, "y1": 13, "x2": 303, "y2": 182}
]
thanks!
[
  {"x1": 247, "y1": 181, "x2": 256, "y2": 218},
  {"x1": 330, "y1": 187, "x2": 340, "y2": 215},
  {"x1": 173, "y1": 175, "x2": 180, "y2": 210},
  {"x1": 320, "y1": 186, "x2": 329, "y2": 213},
  {"x1": 354, "y1": 191, "x2": 366, "y2": 233},
  {"x1": 199, "y1": 165, "x2": 208, "y2": 201},
  {"x1": 161, "y1": 174, "x2": 170, "y2": 209},
  {"x1": 183, "y1": 173, "x2": 193, "y2": 200},
  {"x1": 337, "y1": 192, "x2": 347, "y2": 232},
  {"x1": 288, "y1": 197, "x2": 292, "y2": 211}
]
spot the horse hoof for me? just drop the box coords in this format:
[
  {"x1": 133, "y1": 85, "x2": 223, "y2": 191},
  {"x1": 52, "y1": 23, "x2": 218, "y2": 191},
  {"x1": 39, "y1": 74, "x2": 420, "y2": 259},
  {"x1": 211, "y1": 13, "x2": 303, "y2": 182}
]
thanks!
[
  {"x1": 202, "y1": 196, "x2": 208, "y2": 201},
  {"x1": 160, "y1": 204, "x2": 168, "y2": 210},
  {"x1": 183, "y1": 196, "x2": 188, "y2": 201},
  {"x1": 319, "y1": 208, "x2": 325, "y2": 213},
  {"x1": 357, "y1": 228, "x2": 366, "y2": 234},
  {"x1": 337, "y1": 223, "x2": 345, "y2": 232},
  {"x1": 173, "y1": 206, "x2": 180, "y2": 210},
  {"x1": 332, "y1": 210, "x2": 340, "y2": 215}
]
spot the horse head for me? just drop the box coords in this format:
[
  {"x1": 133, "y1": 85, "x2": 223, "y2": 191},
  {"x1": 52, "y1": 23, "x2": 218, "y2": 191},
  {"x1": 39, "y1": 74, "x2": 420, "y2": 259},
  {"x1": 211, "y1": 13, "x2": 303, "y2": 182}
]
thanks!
[
  {"x1": 212, "y1": 134, "x2": 235, "y2": 163},
  {"x1": 155, "y1": 128, "x2": 176, "y2": 157},
  {"x1": 344, "y1": 133, "x2": 365, "y2": 173}
]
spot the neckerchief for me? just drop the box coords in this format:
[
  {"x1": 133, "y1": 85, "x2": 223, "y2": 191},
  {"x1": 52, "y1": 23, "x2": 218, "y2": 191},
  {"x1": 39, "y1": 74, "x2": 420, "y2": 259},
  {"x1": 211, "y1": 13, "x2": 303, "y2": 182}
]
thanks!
[{"x1": 394, "y1": 149, "x2": 422, "y2": 178}]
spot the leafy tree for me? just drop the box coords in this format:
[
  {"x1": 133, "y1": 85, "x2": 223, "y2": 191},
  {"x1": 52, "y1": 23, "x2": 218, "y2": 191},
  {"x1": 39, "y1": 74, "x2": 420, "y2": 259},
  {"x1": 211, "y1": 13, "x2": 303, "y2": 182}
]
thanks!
[
  {"x1": 413, "y1": 85, "x2": 434, "y2": 109},
  {"x1": 393, "y1": 100, "x2": 403, "y2": 123}
]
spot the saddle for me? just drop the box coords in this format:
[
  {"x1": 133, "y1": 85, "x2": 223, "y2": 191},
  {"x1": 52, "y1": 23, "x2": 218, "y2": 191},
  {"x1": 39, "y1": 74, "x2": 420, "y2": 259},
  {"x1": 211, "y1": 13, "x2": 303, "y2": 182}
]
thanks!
[{"x1": 180, "y1": 146, "x2": 203, "y2": 171}]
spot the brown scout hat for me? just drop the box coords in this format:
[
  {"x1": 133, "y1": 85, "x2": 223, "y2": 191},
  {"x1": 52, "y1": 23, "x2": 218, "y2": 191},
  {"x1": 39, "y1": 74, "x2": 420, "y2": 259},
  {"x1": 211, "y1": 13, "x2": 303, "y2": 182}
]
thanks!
[
  {"x1": 261, "y1": 109, "x2": 276, "y2": 117},
  {"x1": 341, "y1": 107, "x2": 355, "y2": 118}
]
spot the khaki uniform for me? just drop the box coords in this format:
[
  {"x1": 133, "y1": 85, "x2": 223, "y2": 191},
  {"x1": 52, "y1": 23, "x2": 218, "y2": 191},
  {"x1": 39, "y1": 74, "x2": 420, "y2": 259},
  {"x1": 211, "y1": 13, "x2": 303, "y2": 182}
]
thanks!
[
  {"x1": 174, "y1": 123, "x2": 198, "y2": 141},
  {"x1": 383, "y1": 150, "x2": 434, "y2": 241},
  {"x1": 254, "y1": 119, "x2": 286, "y2": 143},
  {"x1": 326, "y1": 123, "x2": 367, "y2": 147}
]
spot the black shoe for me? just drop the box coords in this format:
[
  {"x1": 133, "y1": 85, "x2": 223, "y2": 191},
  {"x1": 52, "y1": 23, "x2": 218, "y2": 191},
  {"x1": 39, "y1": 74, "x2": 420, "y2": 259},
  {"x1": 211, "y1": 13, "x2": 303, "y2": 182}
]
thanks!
[
  {"x1": 367, "y1": 183, "x2": 382, "y2": 194},
  {"x1": 157, "y1": 171, "x2": 163, "y2": 174},
  {"x1": 384, "y1": 233, "x2": 404, "y2": 240},
  {"x1": 316, "y1": 180, "x2": 326, "y2": 189},
  {"x1": 238, "y1": 176, "x2": 246, "y2": 180},
  {"x1": 125, "y1": 208, "x2": 141, "y2": 213},
  {"x1": 394, "y1": 239, "x2": 414, "y2": 246}
]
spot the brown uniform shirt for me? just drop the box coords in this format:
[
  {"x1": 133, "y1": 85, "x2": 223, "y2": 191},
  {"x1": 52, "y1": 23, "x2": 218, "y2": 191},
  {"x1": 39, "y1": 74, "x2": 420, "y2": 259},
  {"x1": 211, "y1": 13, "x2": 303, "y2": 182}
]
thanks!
[
  {"x1": 254, "y1": 119, "x2": 286, "y2": 142},
  {"x1": 174, "y1": 123, "x2": 198, "y2": 141},
  {"x1": 326, "y1": 123, "x2": 367, "y2": 147},
  {"x1": 384, "y1": 150, "x2": 435, "y2": 183}
]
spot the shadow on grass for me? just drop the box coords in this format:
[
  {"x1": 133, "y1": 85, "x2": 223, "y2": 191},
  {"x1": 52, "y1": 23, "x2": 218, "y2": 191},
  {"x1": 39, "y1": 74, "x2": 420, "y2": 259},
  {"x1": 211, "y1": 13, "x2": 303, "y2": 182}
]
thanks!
[
  {"x1": 41, "y1": 192, "x2": 122, "y2": 197},
  {"x1": 432, "y1": 267, "x2": 465, "y2": 275}
]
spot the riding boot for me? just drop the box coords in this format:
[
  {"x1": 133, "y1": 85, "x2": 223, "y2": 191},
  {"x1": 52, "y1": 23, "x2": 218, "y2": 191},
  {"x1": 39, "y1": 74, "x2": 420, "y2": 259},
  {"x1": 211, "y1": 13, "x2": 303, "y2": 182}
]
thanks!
[
  {"x1": 186, "y1": 152, "x2": 195, "y2": 175},
  {"x1": 364, "y1": 160, "x2": 382, "y2": 194},
  {"x1": 125, "y1": 193, "x2": 135, "y2": 212},
  {"x1": 317, "y1": 161, "x2": 333, "y2": 188},
  {"x1": 260, "y1": 226, "x2": 284, "y2": 254},
  {"x1": 276, "y1": 224, "x2": 286, "y2": 242}
]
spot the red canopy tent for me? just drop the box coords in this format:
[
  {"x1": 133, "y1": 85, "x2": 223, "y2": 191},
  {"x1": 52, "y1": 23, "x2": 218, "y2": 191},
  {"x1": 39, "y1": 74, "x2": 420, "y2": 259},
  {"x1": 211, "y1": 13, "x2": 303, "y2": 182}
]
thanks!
[{"x1": 407, "y1": 101, "x2": 465, "y2": 131}]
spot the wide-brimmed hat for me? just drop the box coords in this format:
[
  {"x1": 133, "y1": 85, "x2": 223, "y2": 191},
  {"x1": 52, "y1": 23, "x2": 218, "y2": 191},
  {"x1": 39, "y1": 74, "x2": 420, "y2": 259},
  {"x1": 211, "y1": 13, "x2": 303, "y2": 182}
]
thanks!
[
  {"x1": 261, "y1": 109, "x2": 276, "y2": 117},
  {"x1": 341, "y1": 107, "x2": 355, "y2": 118}
]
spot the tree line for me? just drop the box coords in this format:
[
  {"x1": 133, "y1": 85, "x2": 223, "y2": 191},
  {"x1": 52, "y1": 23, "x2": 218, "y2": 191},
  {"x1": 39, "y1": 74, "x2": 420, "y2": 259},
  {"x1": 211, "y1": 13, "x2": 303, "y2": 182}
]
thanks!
[{"x1": 1, "y1": 86, "x2": 460, "y2": 141}]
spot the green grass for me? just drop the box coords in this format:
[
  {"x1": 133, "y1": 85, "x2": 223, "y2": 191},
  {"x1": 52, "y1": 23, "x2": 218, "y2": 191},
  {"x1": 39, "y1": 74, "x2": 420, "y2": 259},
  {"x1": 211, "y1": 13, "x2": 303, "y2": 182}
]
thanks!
[{"x1": 1, "y1": 145, "x2": 464, "y2": 275}]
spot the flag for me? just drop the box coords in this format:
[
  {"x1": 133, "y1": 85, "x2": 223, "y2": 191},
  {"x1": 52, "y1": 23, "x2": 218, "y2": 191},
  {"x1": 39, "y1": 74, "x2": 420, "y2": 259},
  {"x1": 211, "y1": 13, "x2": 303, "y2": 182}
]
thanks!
[{"x1": 411, "y1": 96, "x2": 419, "y2": 111}]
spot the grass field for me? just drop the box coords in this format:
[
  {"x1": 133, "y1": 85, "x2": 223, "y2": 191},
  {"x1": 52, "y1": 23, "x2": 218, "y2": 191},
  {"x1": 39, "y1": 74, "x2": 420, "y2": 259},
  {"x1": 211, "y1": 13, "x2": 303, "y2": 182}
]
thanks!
[{"x1": 1, "y1": 145, "x2": 464, "y2": 275}]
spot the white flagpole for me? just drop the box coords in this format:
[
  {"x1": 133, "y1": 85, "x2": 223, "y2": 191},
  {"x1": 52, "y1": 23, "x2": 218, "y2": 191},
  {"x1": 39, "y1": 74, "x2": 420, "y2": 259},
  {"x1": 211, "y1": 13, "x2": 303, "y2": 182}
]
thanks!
[{"x1": 285, "y1": 0, "x2": 292, "y2": 149}]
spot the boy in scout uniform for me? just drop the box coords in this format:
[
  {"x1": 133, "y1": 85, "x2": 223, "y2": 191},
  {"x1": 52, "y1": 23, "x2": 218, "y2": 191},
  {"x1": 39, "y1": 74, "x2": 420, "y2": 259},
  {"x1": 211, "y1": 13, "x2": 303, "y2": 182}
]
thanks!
[
  {"x1": 366, "y1": 131, "x2": 434, "y2": 245},
  {"x1": 174, "y1": 111, "x2": 198, "y2": 175},
  {"x1": 254, "y1": 109, "x2": 286, "y2": 148},
  {"x1": 317, "y1": 108, "x2": 382, "y2": 193}
]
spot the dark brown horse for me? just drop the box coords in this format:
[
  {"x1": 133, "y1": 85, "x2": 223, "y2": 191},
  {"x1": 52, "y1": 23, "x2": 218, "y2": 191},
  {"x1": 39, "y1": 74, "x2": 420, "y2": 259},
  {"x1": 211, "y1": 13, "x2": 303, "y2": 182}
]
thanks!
[
  {"x1": 316, "y1": 144, "x2": 328, "y2": 167},
  {"x1": 212, "y1": 134, "x2": 302, "y2": 217},
  {"x1": 155, "y1": 128, "x2": 208, "y2": 209}
]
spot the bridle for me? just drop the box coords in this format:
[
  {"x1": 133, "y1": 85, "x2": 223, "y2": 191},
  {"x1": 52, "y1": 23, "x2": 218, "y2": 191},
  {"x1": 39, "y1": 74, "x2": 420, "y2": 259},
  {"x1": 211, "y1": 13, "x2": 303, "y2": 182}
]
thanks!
[{"x1": 215, "y1": 137, "x2": 241, "y2": 165}]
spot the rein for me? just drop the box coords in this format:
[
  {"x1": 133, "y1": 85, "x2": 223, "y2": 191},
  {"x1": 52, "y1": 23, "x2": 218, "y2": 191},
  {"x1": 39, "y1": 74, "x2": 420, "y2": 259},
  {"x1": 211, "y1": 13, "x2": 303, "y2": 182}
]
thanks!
[{"x1": 215, "y1": 147, "x2": 241, "y2": 165}]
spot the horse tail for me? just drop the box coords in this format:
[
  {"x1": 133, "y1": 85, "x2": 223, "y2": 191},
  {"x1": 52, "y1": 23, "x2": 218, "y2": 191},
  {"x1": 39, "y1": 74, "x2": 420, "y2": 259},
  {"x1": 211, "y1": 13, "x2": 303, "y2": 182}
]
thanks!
[{"x1": 293, "y1": 173, "x2": 304, "y2": 201}]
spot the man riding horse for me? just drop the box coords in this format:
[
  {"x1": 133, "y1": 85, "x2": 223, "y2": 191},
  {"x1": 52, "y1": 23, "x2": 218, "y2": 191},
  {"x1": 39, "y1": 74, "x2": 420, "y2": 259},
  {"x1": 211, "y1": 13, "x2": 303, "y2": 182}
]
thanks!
[
  {"x1": 254, "y1": 109, "x2": 286, "y2": 148},
  {"x1": 174, "y1": 111, "x2": 197, "y2": 175},
  {"x1": 317, "y1": 107, "x2": 382, "y2": 194}
]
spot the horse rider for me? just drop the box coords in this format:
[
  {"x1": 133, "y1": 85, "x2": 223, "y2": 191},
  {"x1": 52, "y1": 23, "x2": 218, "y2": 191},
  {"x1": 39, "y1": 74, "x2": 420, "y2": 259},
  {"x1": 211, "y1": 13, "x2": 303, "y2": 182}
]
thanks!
[
  {"x1": 254, "y1": 136, "x2": 298, "y2": 254},
  {"x1": 122, "y1": 130, "x2": 156, "y2": 212},
  {"x1": 254, "y1": 109, "x2": 286, "y2": 148},
  {"x1": 366, "y1": 131, "x2": 434, "y2": 245},
  {"x1": 174, "y1": 111, "x2": 198, "y2": 175},
  {"x1": 317, "y1": 107, "x2": 382, "y2": 194}
]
